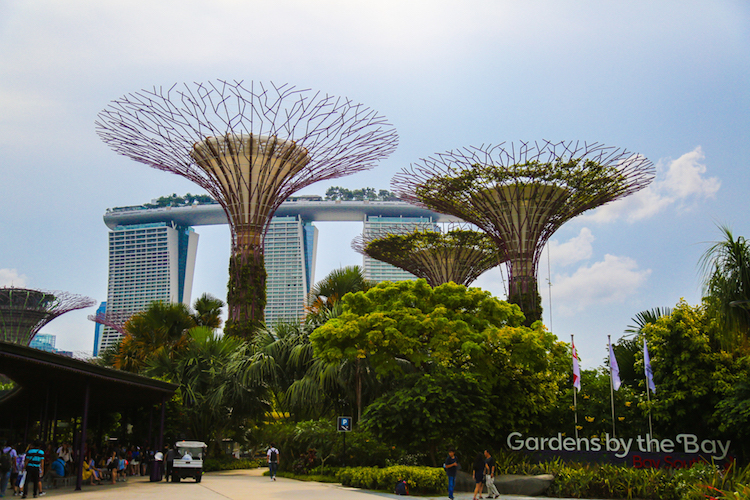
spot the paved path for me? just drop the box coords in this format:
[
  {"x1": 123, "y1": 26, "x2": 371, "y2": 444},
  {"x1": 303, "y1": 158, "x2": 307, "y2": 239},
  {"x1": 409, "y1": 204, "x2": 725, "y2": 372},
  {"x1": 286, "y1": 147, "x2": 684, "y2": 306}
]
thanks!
[{"x1": 36, "y1": 468, "x2": 568, "y2": 500}]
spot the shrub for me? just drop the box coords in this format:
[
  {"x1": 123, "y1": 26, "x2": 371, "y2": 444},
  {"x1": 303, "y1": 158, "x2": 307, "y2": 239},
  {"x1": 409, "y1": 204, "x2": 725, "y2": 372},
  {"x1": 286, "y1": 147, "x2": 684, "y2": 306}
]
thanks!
[
  {"x1": 336, "y1": 465, "x2": 445, "y2": 494},
  {"x1": 203, "y1": 457, "x2": 260, "y2": 472}
]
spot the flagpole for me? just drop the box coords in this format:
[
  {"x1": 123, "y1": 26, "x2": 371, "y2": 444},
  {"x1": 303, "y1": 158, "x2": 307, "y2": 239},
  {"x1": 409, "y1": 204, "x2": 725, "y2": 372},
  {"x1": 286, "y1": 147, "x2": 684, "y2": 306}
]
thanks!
[
  {"x1": 572, "y1": 335, "x2": 579, "y2": 440},
  {"x1": 608, "y1": 335, "x2": 616, "y2": 438}
]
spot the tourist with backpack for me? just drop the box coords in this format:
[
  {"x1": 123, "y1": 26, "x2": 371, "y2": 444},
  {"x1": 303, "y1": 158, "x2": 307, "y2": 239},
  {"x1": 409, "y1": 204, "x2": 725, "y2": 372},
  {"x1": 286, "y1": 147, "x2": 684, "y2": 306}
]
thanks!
[
  {"x1": 266, "y1": 443, "x2": 279, "y2": 481},
  {"x1": 1, "y1": 441, "x2": 16, "y2": 497}
]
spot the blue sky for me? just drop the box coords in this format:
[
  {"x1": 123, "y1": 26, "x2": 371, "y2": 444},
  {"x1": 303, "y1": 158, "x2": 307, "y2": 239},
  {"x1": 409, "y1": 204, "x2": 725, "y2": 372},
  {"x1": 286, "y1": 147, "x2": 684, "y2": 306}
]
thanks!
[{"x1": 1, "y1": 1, "x2": 748, "y2": 367}]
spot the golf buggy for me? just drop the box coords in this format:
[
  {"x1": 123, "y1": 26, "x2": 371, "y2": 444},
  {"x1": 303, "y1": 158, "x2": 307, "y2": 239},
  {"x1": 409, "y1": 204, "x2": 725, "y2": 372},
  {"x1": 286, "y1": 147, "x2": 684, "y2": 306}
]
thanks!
[{"x1": 171, "y1": 441, "x2": 206, "y2": 483}]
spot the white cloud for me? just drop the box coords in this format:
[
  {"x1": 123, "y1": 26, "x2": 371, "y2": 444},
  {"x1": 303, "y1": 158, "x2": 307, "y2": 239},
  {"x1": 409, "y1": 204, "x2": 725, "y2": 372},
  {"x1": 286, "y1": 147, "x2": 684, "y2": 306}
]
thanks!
[
  {"x1": 548, "y1": 227, "x2": 594, "y2": 268},
  {"x1": 0, "y1": 269, "x2": 29, "y2": 287},
  {"x1": 582, "y1": 147, "x2": 720, "y2": 223},
  {"x1": 552, "y1": 254, "x2": 651, "y2": 314}
]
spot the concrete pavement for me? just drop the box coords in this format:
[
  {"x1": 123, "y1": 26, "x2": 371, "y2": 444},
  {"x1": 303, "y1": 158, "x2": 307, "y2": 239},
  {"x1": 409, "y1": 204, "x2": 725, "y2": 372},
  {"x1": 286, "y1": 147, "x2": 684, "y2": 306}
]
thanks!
[{"x1": 36, "y1": 468, "x2": 560, "y2": 500}]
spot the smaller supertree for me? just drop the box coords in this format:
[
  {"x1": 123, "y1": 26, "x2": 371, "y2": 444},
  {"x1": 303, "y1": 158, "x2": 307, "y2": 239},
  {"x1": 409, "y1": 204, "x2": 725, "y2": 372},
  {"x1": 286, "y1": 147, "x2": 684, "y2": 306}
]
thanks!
[
  {"x1": 352, "y1": 226, "x2": 501, "y2": 287},
  {"x1": 0, "y1": 287, "x2": 96, "y2": 345},
  {"x1": 393, "y1": 140, "x2": 654, "y2": 325}
]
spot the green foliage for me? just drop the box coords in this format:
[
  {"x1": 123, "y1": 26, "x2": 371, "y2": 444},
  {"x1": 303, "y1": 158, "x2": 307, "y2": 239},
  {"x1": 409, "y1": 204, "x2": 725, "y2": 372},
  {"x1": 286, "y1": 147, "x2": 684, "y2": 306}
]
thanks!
[
  {"x1": 336, "y1": 465, "x2": 446, "y2": 494},
  {"x1": 644, "y1": 300, "x2": 730, "y2": 438},
  {"x1": 226, "y1": 249, "x2": 266, "y2": 338},
  {"x1": 325, "y1": 186, "x2": 398, "y2": 201},
  {"x1": 144, "y1": 193, "x2": 216, "y2": 208},
  {"x1": 699, "y1": 224, "x2": 750, "y2": 351},
  {"x1": 362, "y1": 372, "x2": 489, "y2": 465},
  {"x1": 311, "y1": 279, "x2": 525, "y2": 377},
  {"x1": 203, "y1": 457, "x2": 261, "y2": 472},
  {"x1": 146, "y1": 332, "x2": 269, "y2": 451}
]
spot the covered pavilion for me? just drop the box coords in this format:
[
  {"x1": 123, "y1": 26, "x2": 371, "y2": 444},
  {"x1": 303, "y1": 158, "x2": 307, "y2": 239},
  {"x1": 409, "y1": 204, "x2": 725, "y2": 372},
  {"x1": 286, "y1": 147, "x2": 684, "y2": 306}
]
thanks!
[{"x1": 0, "y1": 341, "x2": 177, "y2": 490}]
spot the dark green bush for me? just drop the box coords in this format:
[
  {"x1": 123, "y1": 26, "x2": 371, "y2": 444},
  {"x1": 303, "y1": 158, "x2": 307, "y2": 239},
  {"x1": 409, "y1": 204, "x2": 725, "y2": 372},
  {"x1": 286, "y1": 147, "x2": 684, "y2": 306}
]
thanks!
[{"x1": 203, "y1": 457, "x2": 261, "y2": 472}]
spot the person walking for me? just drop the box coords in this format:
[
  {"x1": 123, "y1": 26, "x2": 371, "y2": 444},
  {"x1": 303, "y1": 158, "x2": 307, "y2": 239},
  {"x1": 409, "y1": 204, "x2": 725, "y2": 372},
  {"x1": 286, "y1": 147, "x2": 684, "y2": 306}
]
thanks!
[
  {"x1": 471, "y1": 453, "x2": 485, "y2": 500},
  {"x1": 484, "y1": 450, "x2": 500, "y2": 499},
  {"x1": 266, "y1": 443, "x2": 279, "y2": 481},
  {"x1": 443, "y1": 447, "x2": 458, "y2": 500},
  {"x1": 22, "y1": 442, "x2": 43, "y2": 499}
]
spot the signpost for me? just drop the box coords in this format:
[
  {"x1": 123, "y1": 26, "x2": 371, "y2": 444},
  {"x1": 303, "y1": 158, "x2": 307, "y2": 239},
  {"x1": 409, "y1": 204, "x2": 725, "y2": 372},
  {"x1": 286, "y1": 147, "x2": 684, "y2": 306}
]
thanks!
[{"x1": 338, "y1": 416, "x2": 352, "y2": 466}]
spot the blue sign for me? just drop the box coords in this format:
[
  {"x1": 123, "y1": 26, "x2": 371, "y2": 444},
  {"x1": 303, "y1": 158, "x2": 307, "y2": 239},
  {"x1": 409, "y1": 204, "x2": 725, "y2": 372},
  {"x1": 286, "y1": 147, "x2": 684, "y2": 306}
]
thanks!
[{"x1": 337, "y1": 416, "x2": 352, "y2": 432}]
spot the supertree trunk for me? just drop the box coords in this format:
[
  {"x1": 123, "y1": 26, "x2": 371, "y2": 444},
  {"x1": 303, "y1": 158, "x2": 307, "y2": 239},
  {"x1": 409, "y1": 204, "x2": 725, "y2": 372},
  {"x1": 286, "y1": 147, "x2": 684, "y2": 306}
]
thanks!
[
  {"x1": 226, "y1": 245, "x2": 267, "y2": 338},
  {"x1": 507, "y1": 275, "x2": 542, "y2": 326}
]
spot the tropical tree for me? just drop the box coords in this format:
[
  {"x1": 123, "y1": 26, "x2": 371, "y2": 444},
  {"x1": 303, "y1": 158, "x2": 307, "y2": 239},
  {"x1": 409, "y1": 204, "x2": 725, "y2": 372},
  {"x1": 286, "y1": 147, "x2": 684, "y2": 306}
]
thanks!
[
  {"x1": 306, "y1": 265, "x2": 374, "y2": 321},
  {"x1": 310, "y1": 279, "x2": 568, "y2": 431},
  {"x1": 699, "y1": 224, "x2": 750, "y2": 350},
  {"x1": 105, "y1": 295, "x2": 225, "y2": 372},
  {"x1": 146, "y1": 330, "x2": 270, "y2": 452},
  {"x1": 191, "y1": 293, "x2": 225, "y2": 329}
]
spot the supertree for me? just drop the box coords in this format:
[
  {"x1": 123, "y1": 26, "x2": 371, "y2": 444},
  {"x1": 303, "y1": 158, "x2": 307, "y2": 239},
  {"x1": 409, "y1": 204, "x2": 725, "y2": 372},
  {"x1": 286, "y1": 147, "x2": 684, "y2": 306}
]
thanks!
[
  {"x1": 0, "y1": 287, "x2": 96, "y2": 345},
  {"x1": 352, "y1": 225, "x2": 501, "y2": 287},
  {"x1": 392, "y1": 140, "x2": 654, "y2": 325},
  {"x1": 96, "y1": 80, "x2": 398, "y2": 338}
]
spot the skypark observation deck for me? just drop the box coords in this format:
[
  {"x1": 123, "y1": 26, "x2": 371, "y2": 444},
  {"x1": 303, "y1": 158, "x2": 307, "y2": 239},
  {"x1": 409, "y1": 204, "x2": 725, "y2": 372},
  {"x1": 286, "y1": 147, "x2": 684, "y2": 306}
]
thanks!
[
  {"x1": 99, "y1": 200, "x2": 462, "y2": 352},
  {"x1": 103, "y1": 199, "x2": 460, "y2": 229}
]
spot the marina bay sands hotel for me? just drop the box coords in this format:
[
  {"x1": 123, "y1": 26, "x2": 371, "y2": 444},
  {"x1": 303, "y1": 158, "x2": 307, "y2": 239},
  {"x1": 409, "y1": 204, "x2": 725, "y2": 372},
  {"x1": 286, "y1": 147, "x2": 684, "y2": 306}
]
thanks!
[{"x1": 97, "y1": 196, "x2": 458, "y2": 354}]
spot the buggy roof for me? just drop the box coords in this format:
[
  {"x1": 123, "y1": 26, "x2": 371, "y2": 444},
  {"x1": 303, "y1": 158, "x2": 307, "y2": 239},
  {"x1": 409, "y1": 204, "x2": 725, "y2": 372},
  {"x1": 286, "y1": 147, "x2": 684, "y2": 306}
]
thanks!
[{"x1": 176, "y1": 441, "x2": 207, "y2": 448}]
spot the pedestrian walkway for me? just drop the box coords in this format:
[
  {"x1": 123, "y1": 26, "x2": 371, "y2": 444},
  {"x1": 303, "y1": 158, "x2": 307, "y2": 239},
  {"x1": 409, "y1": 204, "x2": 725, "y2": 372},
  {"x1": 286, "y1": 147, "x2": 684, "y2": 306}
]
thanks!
[{"x1": 35, "y1": 468, "x2": 590, "y2": 500}]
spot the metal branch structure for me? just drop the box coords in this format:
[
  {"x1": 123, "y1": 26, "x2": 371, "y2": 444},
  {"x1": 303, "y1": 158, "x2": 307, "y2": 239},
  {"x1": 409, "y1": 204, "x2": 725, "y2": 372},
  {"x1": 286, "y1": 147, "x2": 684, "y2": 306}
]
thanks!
[
  {"x1": 392, "y1": 140, "x2": 654, "y2": 325},
  {"x1": 352, "y1": 225, "x2": 501, "y2": 287},
  {"x1": 87, "y1": 309, "x2": 130, "y2": 336},
  {"x1": 96, "y1": 80, "x2": 398, "y2": 337},
  {"x1": 0, "y1": 287, "x2": 96, "y2": 345}
]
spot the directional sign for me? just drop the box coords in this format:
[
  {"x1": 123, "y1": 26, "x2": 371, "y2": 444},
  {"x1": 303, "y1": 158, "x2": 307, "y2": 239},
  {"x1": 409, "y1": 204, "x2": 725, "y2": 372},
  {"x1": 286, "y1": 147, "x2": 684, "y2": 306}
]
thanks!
[{"x1": 337, "y1": 416, "x2": 352, "y2": 432}]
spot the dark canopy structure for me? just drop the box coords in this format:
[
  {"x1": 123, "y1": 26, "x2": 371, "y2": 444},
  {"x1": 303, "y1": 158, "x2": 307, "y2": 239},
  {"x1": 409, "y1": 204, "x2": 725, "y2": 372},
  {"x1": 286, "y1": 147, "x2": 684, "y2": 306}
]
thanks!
[
  {"x1": 96, "y1": 80, "x2": 398, "y2": 338},
  {"x1": 0, "y1": 341, "x2": 176, "y2": 489},
  {"x1": 393, "y1": 140, "x2": 654, "y2": 324},
  {"x1": 0, "y1": 287, "x2": 95, "y2": 345},
  {"x1": 352, "y1": 226, "x2": 501, "y2": 287}
]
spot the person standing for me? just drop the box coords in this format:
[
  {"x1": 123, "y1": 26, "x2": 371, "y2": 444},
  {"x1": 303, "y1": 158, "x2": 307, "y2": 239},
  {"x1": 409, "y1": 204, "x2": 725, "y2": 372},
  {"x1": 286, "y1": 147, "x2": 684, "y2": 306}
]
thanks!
[
  {"x1": 471, "y1": 453, "x2": 485, "y2": 500},
  {"x1": 266, "y1": 443, "x2": 279, "y2": 481},
  {"x1": 484, "y1": 450, "x2": 499, "y2": 499},
  {"x1": 22, "y1": 442, "x2": 43, "y2": 499},
  {"x1": 1, "y1": 441, "x2": 16, "y2": 498},
  {"x1": 443, "y1": 447, "x2": 458, "y2": 500}
]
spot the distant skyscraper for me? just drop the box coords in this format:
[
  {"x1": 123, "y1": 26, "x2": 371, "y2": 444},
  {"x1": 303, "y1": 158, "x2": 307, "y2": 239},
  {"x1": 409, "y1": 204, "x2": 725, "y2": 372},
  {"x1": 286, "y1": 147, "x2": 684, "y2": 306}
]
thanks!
[
  {"x1": 98, "y1": 222, "x2": 198, "y2": 354},
  {"x1": 93, "y1": 301, "x2": 106, "y2": 356},
  {"x1": 362, "y1": 216, "x2": 435, "y2": 282},
  {"x1": 264, "y1": 216, "x2": 318, "y2": 326},
  {"x1": 99, "y1": 199, "x2": 457, "y2": 350},
  {"x1": 29, "y1": 333, "x2": 56, "y2": 352}
]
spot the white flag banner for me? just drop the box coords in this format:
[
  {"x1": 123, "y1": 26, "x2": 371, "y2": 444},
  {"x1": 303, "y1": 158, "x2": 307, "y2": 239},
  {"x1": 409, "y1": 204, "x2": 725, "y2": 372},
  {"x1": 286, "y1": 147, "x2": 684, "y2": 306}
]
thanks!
[
  {"x1": 609, "y1": 342, "x2": 621, "y2": 391},
  {"x1": 572, "y1": 341, "x2": 581, "y2": 392},
  {"x1": 644, "y1": 339, "x2": 656, "y2": 393}
]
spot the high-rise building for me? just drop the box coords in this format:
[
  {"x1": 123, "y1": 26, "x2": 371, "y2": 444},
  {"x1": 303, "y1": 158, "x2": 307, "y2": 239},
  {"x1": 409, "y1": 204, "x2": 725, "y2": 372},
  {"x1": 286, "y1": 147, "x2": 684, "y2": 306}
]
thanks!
[
  {"x1": 29, "y1": 333, "x2": 56, "y2": 352},
  {"x1": 93, "y1": 301, "x2": 106, "y2": 356},
  {"x1": 98, "y1": 222, "x2": 198, "y2": 354},
  {"x1": 264, "y1": 216, "x2": 318, "y2": 326},
  {"x1": 99, "y1": 199, "x2": 458, "y2": 354},
  {"x1": 362, "y1": 216, "x2": 435, "y2": 282}
]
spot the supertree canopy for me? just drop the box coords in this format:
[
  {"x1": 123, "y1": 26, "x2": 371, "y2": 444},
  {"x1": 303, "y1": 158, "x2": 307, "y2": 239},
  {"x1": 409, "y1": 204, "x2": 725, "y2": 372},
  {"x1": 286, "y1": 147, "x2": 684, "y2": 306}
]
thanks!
[
  {"x1": 96, "y1": 80, "x2": 398, "y2": 338},
  {"x1": 352, "y1": 226, "x2": 501, "y2": 287},
  {"x1": 392, "y1": 140, "x2": 654, "y2": 325},
  {"x1": 0, "y1": 287, "x2": 96, "y2": 345}
]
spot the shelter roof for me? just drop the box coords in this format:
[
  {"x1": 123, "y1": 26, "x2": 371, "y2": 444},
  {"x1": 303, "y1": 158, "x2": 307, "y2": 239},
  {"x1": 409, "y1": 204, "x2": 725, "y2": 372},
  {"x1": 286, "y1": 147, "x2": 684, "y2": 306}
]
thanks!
[{"x1": 0, "y1": 340, "x2": 176, "y2": 427}]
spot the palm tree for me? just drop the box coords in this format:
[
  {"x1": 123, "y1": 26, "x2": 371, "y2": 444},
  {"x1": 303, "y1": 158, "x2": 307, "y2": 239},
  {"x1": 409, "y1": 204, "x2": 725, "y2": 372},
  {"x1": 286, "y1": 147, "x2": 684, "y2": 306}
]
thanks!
[
  {"x1": 699, "y1": 224, "x2": 750, "y2": 350},
  {"x1": 192, "y1": 293, "x2": 225, "y2": 329},
  {"x1": 146, "y1": 330, "x2": 269, "y2": 451},
  {"x1": 306, "y1": 266, "x2": 374, "y2": 321}
]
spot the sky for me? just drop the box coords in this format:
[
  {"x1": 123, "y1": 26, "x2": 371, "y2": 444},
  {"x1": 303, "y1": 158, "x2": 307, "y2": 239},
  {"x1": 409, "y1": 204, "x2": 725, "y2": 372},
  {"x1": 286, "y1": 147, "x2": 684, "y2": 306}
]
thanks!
[{"x1": 1, "y1": 1, "x2": 749, "y2": 368}]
